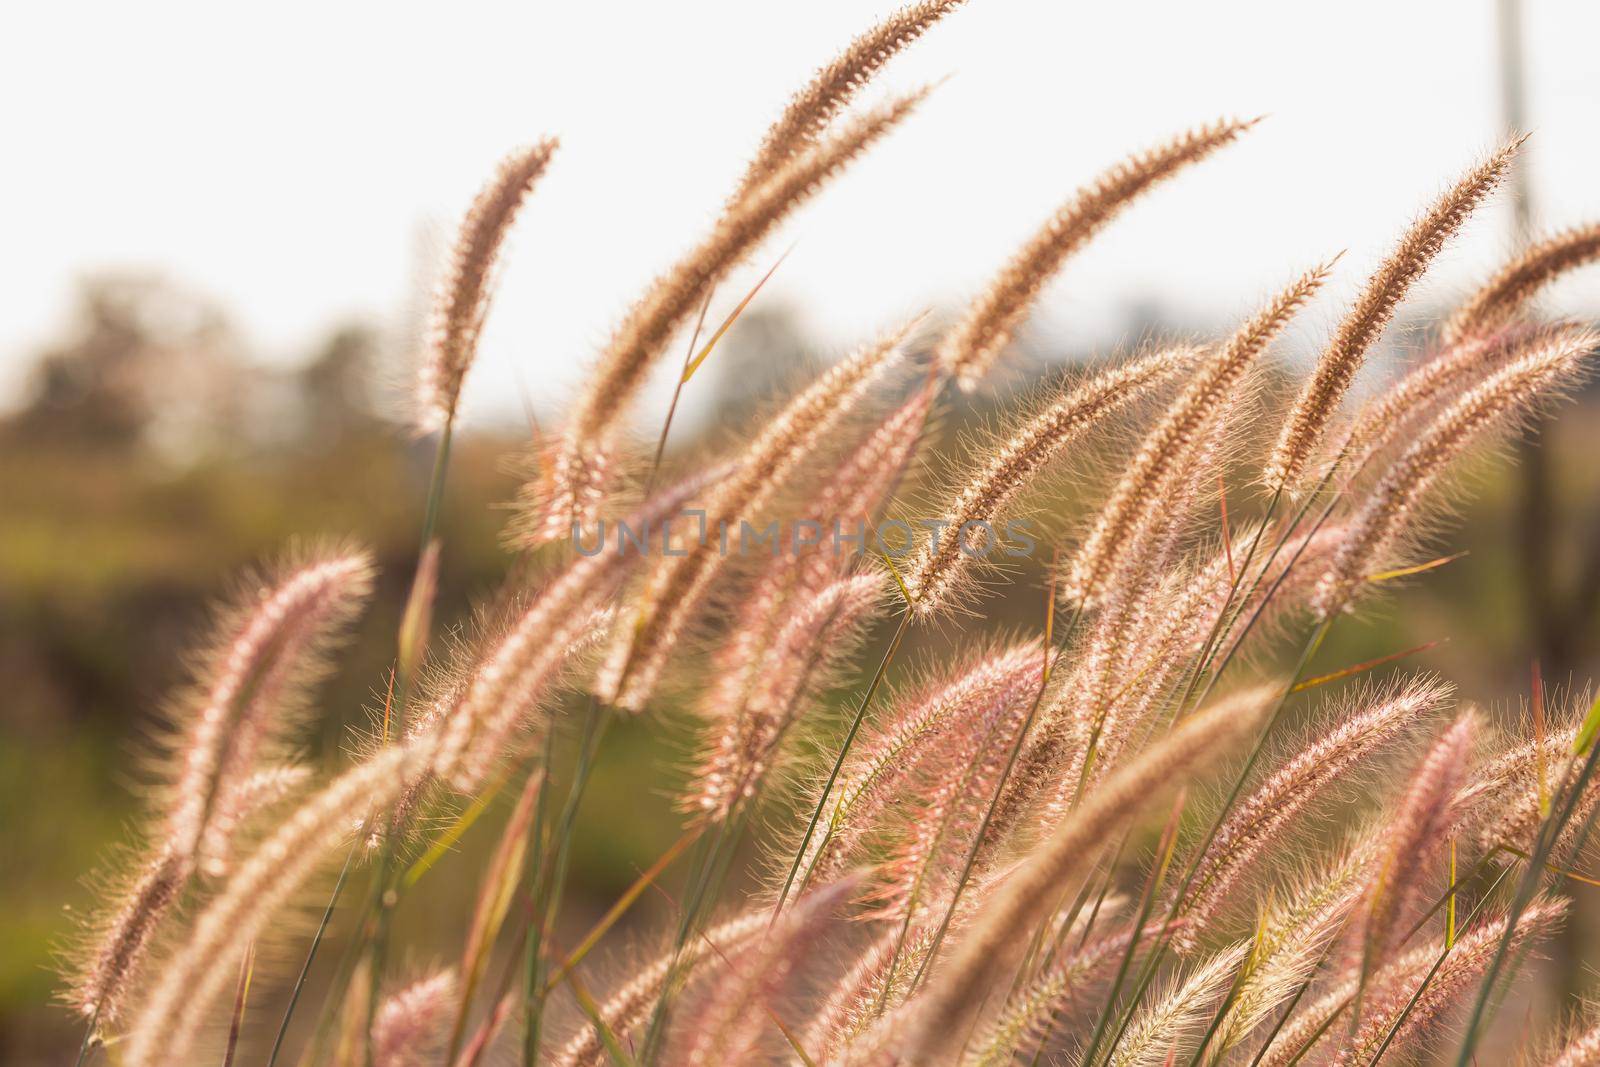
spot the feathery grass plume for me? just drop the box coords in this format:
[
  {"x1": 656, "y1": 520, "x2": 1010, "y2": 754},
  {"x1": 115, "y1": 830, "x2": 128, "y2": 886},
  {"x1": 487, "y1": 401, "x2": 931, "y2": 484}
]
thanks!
[
  {"x1": 1210, "y1": 835, "x2": 1377, "y2": 1056},
  {"x1": 1444, "y1": 221, "x2": 1600, "y2": 345},
  {"x1": 814, "y1": 890, "x2": 1002, "y2": 1064},
  {"x1": 597, "y1": 322, "x2": 912, "y2": 712},
  {"x1": 870, "y1": 648, "x2": 1041, "y2": 921},
  {"x1": 687, "y1": 572, "x2": 884, "y2": 821},
  {"x1": 1105, "y1": 942, "x2": 1247, "y2": 1067},
  {"x1": 1253, "y1": 969, "x2": 1367, "y2": 1066},
  {"x1": 973, "y1": 687, "x2": 1086, "y2": 869},
  {"x1": 1089, "y1": 517, "x2": 1344, "y2": 721},
  {"x1": 793, "y1": 374, "x2": 939, "y2": 596},
  {"x1": 810, "y1": 376, "x2": 938, "y2": 534},
  {"x1": 1264, "y1": 142, "x2": 1518, "y2": 492},
  {"x1": 1472, "y1": 752, "x2": 1600, "y2": 860},
  {"x1": 966, "y1": 920, "x2": 1147, "y2": 1067},
  {"x1": 1253, "y1": 937, "x2": 1441, "y2": 1067},
  {"x1": 1311, "y1": 325, "x2": 1599, "y2": 617},
  {"x1": 804, "y1": 919, "x2": 962, "y2": 1063},
  {"x1": 986, "y1": 441, "x2": 1218, "y2": 849},
  {"x1": 1549, "y1": 1014, "x2": 1600, "y2": 1067},
  {"x1": 1450, "y1": 721, "x2": 1574, "y2": 840},
  {"x1": 734, "y1": 0, "x2": 965, "y2": 199},
  {"x1": 227, "y1": 763, "x2": 312, "y2": 820},
  {"x1": 530, "y1": 91, "x2": 929, "y2": 544},
  {"x1": 551, "y1": 911, "x2": 768, "y2": 1067},
  {"x1": 66, "y1": 550, "x2": 372, "y2": 1026},
  {"x1": 907, "y1": 344, "x2": 1197, "y2": 614},
  {"x1": 1096, "y1": 564, "x2": 1227, "y2": 761},
  {"x1": 701, "y1": 381, "x2": 936, "y2": 726},
  {"x1": 1021, "y1": 405, "x2": 1233, "y2": 830},
  {"x1": 937, "y1": 119, "x2": 1256, "y2": 391},
  {"x1": 434, "y1": 468, "x2": 722, "y2": 787},
  {"x1": 1228, "y1": 522, "x2": 1355, "y2": 645},
  {"x1": 806, "y1": 924, "x2": 914, "y2": 1064},
  {"x1": 1332, "y1": 897, "x2": 1567, "y2": 1065},
  {"x1": 1054, "y1": 414, "x2": 1239, "y2": 799},
  {"x1": 415, "y1": 140, "x2": 558, "y2": 434},
  {"x1": 791, "y1": 641, "x2": 1043, "y2": 889},
  {"x1": 173, "y1": 551, "x2": 374, "y2": 870},
  {"x1": 1452, "y1": 698, "x2": 1600, "y2": 859},
  {"x1": 1177, "y1": 678, "x2": 1447, "y2": 948},
  {"x1": 893, "y1": 683, "x2": 1275, "y2": 1063},
  {"x1": 66, "y1": 852, "x2": 187, "y2": 1027},
  {"x1": 123, "y1": 741, "x2": 426, "y2": 1067},
  {"x1": 665, "y1": 880, "x2": 854, "y2": 1067},
  {"x1": 1339, "y1": 327, "x2": 1525, "y2": 482},
  {"x1": 1004, "y1": 416, "x2": 1233, "y2": 838},
  {"x1": 838, "y1": 870, "x2": 1088, "y2": 1062},
  {"x1": 196, "y1": 556, "x2": 376, "y2": 875},
  {"x1": 435, "y1": 602, "x2": 610, "y2": 792},
  {"x1": 1064, "y1": 262, "x2": 1331, "y2": 608},
  {"x1": 1347, "y1": 712, "x2": 1476, "y2": 999},
  {"x1": 371, "y1": 968, "x2": 457, "y2": 1067}
]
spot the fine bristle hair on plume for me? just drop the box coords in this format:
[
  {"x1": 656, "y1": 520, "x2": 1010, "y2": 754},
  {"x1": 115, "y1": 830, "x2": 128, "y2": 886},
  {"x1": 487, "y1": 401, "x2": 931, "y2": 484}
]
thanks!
[
  {"x1": 1453, "y1": 691, "x2": 1600, "y2": 859},
  {"x1": 433, "y1": 467, "x2": 722, "y2": 788},
  {"x1": 169, "y1": 549, "x2": 375, "y2": 868},
  {"x1": 895, "y1": 684, "x2": 1277, "y2": 1063},
  {"x1": 1176, "y1": 676, "x2": 1449, "y2": 949},
  {"x1": 965, "y1": 921, "x2": 1143, "y2": 1065},
  {"x1": 529, "y1": 89, "x2": 930, "y2": 545},
  {"x1": 1337, "y1": 325, "x2": 1527, "y2": 481},
  {"x1": 66, "y1": 547, "x2": 373, "y2": 1026},
  {"x1": 122, "y1": 742, "x2": 427, "y2": 1067},
  {"x1": 415, "y1": 139, "x2": 557, "y2": 434},
  {"x1": 1335, "y1": 897, "x2": 1567, "y2": 1065},
  {"x1": 734, "y1": 0, "x2": 966, "y2": 200},
  {"x1": 783, "y1": 640, "x2": 1044, "y2": 889},
  {"x1": 1263, "y1": 140, "x2": 1519, "y2": 493},
  {"x1": 1208, "y1": 836, "x2": 1378, "y2": 1056},
  {"x1": 907, "y1": 344, "x2": 1197, "y2": 615},
  {"x1": 684, "y1": 571, "x2": 885, "y2": 822},
  {"x1": 1347, "y1": 712, "x2": 1477, "y2": 999},
  {"x1": 1313, "y1": 324, "x2": 1599, "y2": 617},
  {"x1": 1256, "y1": 897, "x2": 1566, "y2": 1067},
  {"x1": 551, "y1": 912, "x2": 768, "y2": 1067},
  {"x1": 662, "y1": 880, "x2": 854, "y2": 1066},
  {"x1": 1548, "y1": 1012, "x2": 1600, "y2": 1067},
  {"x1": 1443, "y1": 220, "x2": 1600, "y2": 345},
  {"x1": 937, "y1": 118, "x2": 1257, "y2": 392},
  {"x1": 1064, "y1": 260, "x2": 1332, "y2": 607},
  {"x1": 597, "y1": 320, "x2": 913, "y2": 712},
  {"x1": 370, "y1": 968, "x2": 457, "y2": 1067},
  {"x1": 1106, "y1": 942, "x2": 1249, "y2": 1067}
]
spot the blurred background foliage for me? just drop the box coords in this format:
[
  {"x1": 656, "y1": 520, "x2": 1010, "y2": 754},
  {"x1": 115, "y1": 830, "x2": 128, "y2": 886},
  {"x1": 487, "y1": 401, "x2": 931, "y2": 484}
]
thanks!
[{"x1": 1, "y1": 269, "x2": 1598, "y2": 1061}]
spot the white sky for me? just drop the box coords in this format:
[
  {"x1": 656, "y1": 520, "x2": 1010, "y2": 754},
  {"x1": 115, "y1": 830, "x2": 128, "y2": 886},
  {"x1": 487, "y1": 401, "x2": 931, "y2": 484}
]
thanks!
[{"x1": 4, "y1": 1, "x2": 1600, "y2": 430}]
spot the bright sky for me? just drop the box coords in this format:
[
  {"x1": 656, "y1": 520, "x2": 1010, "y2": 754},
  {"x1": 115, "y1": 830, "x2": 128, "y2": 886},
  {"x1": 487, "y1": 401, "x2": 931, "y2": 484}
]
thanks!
[{"x1": 4, "y1": 1, "x2": 1600, "y2": 429}]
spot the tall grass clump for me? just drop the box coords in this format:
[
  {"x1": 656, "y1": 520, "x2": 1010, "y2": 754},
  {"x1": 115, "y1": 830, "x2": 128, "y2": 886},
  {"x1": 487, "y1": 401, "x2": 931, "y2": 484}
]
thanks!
[{"x1": 58, "y1": 6, "x2": 1600, "y2": 1065}]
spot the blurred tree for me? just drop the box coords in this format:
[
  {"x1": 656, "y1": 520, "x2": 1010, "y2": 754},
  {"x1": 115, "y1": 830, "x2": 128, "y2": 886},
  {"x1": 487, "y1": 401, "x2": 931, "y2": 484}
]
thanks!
[
  {"x1": 708, "y1": 304, "x2": 812, "y2": 419},
  {"x1": 294, "y1": 322, "x2": 389, "y2": 448},
  {"x1": 7, "y1": 273, "x2": 246, "y2": 455}
]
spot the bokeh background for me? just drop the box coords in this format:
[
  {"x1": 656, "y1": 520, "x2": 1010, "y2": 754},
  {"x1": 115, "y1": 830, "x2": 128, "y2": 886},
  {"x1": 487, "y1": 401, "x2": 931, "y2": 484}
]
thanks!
[{"x1": 5, "y1": 1, "x2": 1600, "y2": 1060}]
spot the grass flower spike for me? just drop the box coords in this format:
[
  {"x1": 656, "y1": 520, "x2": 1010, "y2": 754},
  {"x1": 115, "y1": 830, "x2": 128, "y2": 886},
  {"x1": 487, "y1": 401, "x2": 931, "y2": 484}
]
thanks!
[
  {"x1": 1264, "y1": 142, "x2": 1518, "y2": 492},
  {"x1": 416, "y1": 140, "x2": 558, "y2": 434},
  {"x1": 938, "y1": 119, "x2": 1256, "y2": 391}
]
